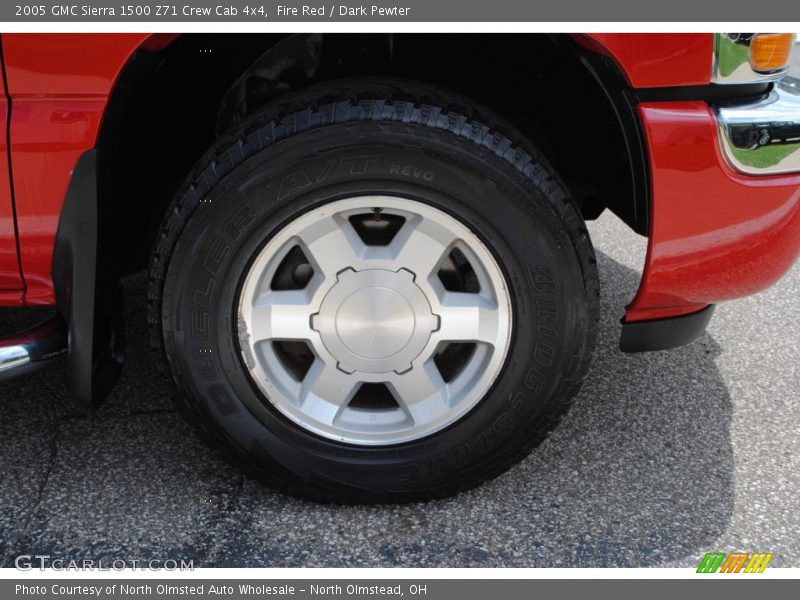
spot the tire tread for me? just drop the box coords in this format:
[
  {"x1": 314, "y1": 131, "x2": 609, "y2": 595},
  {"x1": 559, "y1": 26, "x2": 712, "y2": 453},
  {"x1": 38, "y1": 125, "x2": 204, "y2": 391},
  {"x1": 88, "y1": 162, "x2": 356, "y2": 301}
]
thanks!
[{"x1": 147, "y1": 78, "x2": 599, "y2": 503}]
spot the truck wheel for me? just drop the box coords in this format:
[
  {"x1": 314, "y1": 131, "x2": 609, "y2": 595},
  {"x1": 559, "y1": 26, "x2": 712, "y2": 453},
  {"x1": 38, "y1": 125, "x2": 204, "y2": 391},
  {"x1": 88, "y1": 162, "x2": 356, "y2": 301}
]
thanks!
[{"x1": 149, "y1": 79, "x2": 599, "y2": 502}]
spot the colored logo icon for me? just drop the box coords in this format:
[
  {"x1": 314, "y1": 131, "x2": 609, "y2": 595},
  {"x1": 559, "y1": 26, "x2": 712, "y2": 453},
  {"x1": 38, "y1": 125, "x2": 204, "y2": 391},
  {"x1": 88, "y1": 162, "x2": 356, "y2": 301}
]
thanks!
[{"x1": 697, "y1": 552, "x2": 774, "y2": 573}]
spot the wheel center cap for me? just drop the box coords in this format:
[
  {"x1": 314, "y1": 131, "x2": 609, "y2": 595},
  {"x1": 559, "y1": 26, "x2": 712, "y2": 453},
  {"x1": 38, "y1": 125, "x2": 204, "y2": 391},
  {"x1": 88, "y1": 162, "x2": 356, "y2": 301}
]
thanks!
[
  {"x1": 313, "y1": 269, "x2": 438, "y2": 374},
  {"x1": 336, "y1": 287, "x2": 416, "y2": 359}
]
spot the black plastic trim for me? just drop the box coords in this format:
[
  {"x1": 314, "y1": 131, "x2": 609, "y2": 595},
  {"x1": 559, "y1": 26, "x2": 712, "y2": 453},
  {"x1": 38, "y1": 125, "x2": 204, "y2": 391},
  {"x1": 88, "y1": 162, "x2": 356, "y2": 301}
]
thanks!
[
  {"x1": 52, "y1": 150, "x2": 124, "y2": 410},
  {"x1": 578, "y1": 53, "x2": 651, "y2": 236},
  {"x1": 633, "y1": 82, "x2": 773, "y2": 104},
  {"x1": 620, "y1": 304, "x2": 715, "y2": 353}
]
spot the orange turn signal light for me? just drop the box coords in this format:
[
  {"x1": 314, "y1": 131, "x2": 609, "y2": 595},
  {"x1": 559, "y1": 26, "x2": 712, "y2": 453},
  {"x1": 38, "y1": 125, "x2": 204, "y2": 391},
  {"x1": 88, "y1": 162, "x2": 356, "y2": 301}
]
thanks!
[{"x1": 750, "y1": 33, "x2": 796, "y2": 73}]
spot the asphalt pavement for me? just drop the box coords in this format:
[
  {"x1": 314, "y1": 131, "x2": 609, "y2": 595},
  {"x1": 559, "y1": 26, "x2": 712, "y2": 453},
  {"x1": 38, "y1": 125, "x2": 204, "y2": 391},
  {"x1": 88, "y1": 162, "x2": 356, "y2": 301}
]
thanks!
[{"x1": 0, "y1": 211, "x2": 798, "y2": 568}]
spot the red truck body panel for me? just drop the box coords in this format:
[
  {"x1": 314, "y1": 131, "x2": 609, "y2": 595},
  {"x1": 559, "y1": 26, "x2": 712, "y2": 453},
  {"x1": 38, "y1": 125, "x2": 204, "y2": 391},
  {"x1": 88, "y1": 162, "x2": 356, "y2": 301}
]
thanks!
[
  {"x1": 0, "y1": 33, "x2": 150, "y2": 304},
  {"x1": 0, "y1": 67, "x2": 23, "y2": 298},
  {"x1": 575, "y1": 33, "x2": 714, "y2": 88},
  {"x1": 0, "y1": 33, "x2": 797, "y2": 325},
  {"x1": 629, "y1": 103, "x2": 800, "y2": 321}
]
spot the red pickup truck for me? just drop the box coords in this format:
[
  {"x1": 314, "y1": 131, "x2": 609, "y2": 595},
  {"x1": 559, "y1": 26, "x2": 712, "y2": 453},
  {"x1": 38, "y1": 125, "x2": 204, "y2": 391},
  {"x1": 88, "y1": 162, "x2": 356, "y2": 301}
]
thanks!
[{"x1": 0, "y1": 33, "x2": 798, "y2": 502}]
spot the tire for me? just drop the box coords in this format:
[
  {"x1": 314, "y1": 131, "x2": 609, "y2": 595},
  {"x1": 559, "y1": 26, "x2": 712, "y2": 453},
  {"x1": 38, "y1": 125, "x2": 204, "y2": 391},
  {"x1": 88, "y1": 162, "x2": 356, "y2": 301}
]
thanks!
[{"x1": 148, "y1": 78, "x2": 599, "y2": 503}]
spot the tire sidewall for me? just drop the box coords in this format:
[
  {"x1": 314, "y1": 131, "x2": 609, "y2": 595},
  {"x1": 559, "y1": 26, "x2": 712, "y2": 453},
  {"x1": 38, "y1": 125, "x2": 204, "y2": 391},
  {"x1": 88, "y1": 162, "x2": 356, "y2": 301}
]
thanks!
[{"x1": 162, "y1": 121, "x2": 587, "y2": 496}]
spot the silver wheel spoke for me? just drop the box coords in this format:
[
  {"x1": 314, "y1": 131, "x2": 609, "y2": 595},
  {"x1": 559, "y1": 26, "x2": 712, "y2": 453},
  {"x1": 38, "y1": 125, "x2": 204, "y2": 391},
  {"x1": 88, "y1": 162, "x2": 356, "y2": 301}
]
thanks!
[
  {"x1": 434, "y1": 293, "x2": 501, "y2": 345},
  {"x1": 388, "y1": 216, "x2": 458, "y2": 278},
  {"x1": 298, "y1": 216, "x2": 362, "y2": 279},
  {"x1": 298, "y1": 360, "x2": 358, "y2": 427},
  {"x1": 249, "y1": 291, "x2": 314, "y2": 342},
  {"x1": 387, "y1": 363, "x2": 451, "y2": 424}
]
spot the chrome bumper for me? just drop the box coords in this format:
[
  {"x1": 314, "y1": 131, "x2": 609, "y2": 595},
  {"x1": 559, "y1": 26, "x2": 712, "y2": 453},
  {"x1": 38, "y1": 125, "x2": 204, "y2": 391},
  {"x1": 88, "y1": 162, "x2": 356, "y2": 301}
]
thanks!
[
  {"x1": 0, "y1": 316, "x2": 67, "y2": 382},
  {"x1": 716, "y1": 78, "x2": 800, "y2": 175}
]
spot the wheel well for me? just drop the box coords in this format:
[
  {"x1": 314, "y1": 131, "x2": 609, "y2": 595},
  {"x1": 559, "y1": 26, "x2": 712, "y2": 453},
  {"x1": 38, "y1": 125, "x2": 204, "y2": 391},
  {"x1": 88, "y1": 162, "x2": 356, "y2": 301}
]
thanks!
[{"x1": 96, "y1": 33, "x2": 646, "y2": 280}]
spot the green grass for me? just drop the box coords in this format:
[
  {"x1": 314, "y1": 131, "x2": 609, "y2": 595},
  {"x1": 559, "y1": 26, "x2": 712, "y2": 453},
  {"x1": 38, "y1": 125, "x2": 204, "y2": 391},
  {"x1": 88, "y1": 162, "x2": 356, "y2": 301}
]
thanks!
[
  {"x1": 730, "y1": 144, "x2": 798, "y2": 169},
  {"x1": 717, "y1": 37, "x2": 750, "y2": 77}
]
